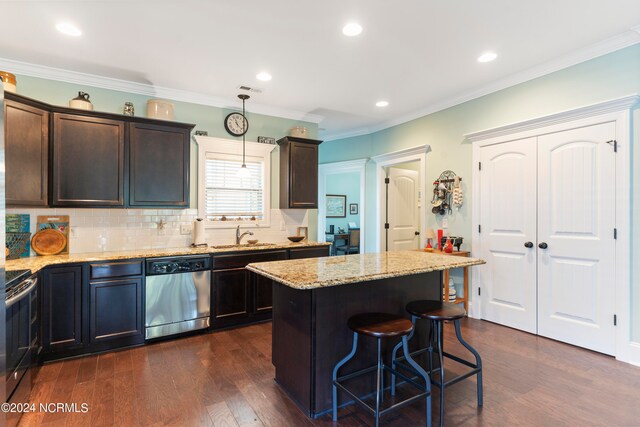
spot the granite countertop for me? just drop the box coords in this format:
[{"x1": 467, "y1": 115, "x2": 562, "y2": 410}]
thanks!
[
  {"x1": 6, "y1": 241, "x2": 331, "y2": 274},
  {"x1": 246, "y1": 250, "x2": 485, "y2": 290}
]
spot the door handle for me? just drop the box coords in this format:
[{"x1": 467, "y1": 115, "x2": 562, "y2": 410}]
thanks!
[
  {"x1": 524, "y1": 241, "x2": 533, "y2": 248},
  {"x1": 538, "y1": 242, "x2": 548, "y2": 249},
  {"x1": 414, "y1": 231, "x2": 420, "y2": 236}
]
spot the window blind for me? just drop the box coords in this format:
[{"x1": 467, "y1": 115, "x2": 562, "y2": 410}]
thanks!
[{"x1": 204, "y1": 156, "x2": 264, "y2": 221}]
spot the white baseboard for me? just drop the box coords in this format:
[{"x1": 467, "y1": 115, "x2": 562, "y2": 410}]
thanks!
[{"x1": 618, "y1": 341, "x2": 640, "y2": 367}]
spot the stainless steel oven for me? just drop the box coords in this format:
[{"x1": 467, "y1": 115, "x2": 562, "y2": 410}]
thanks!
[
  {"x1": 5, "y1": 270, "x2": 39, "y2": 427},
  {"x1": 145, "y1": 255, "x2": 211, "y2": 339}
]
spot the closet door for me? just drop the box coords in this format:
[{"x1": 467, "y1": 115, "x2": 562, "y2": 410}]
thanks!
[
  {"x1": 537, "y1": 122, "x2": 616, "y2": 355},
  {"x1": 479, "y1": 138, "x2": 537, "y2": 333}
]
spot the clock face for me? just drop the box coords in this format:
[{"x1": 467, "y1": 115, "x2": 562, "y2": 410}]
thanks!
[{"x1": 224, "y1": 112, "x2": 248, "y2": 136}]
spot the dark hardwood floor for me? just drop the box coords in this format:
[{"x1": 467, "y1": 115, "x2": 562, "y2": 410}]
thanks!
[{"x1": 18, "y1": 318, "x2": 640, "y2": 426}]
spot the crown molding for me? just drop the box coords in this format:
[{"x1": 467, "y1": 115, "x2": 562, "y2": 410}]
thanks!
[
  {"x1": 465, "y1": 94, "x2": 639, "y2": 142},
  {"x1": 323, "y1": 27, "x2": 640, "y2": 142},
  {"x1": 0, "y1": 57, "x2": 323, "y2": 124},
  {"x1": 371, "y1": 145, "x2": 432, "y2": 164}
]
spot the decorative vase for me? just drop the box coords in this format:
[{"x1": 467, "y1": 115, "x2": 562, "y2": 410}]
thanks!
[
  {"x1": 69, "y1": 92, "x2": 93, "y2": 110},
  {"x1": 0, "y1": 71, "x2": 17, "y2": 93},
  {"x1": 444, "y1": 238, "x2": 454, "y2": 253},
  {"x1": 123, "y1": 102, "x2": 135, "y2": 116}
]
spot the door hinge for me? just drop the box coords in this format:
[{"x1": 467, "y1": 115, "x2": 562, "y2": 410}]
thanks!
[
  {"x1": 478, "y1": 162, "x2": 482, "y2": 171},
  {"x1": 478, "y1": 224, "x2": 481, "y2": 233},
  {"x1": 384, "y1": 223, "x2": 389, "y2": 230},
  {"x1": 614, "y1": 314, "x2": 617, "y2": 326},
  {"x1": 614, "y1": 228, "x2": 617, "y2": 239},
  {"x1": 605, "y1": 140, "x2": 617, "y2": 152},
  {"x1": 478, "y1": 287, "x2": 481, "y2": 296},
  {"x1": 384, "y1": 177, "x2": 390, "y2": 184}
]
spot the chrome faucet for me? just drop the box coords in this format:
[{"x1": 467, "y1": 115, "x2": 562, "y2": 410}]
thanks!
[{"x1": 236, "y1": 225, "x2": 254, "y2": 244}]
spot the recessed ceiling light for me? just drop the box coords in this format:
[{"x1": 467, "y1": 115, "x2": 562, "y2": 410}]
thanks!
[
  {"x1": 342, "y1": 22, "x2": 363, "y2": 37},
  {"x1": 477, "y1": 51, "x2": 497, "y2": 63},
  {"x1": 56, "y1": 22, "x2": 82, "y2": 37},
  {"x1": 256, "y1": 72, "x2": 272, "y2": 82},
  {"x1": 375, "y1": 101, "x2": 389, "y2": 107}
]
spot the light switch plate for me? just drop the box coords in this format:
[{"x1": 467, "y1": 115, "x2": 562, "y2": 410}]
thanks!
[{"x1": 180, "y1": 224, "x2": 192, "y2": 235}]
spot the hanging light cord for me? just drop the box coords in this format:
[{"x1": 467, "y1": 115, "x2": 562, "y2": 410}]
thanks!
[{"x1": 241, "y1": 96, "x2": 246, "y2": 167}]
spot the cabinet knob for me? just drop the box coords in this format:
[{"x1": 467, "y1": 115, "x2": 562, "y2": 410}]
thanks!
[
  {"x1": 538, "y1": 242, "x2": 548, "y2": 249},
  {"x1": 414, "y1": 231, "x2": 420, "y2": 236},
  {"x1": 524, "y1": 241, "x2": 533, "y2": 248}
]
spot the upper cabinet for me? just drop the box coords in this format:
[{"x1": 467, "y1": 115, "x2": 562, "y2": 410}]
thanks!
[
  {"x1": 278, "y1": 136, "x2": 322, "y2": 209},
  {"x1": 52, "y1": 114, "x2": 125, "y2": 207},
  {"x1": 4, "y1": 93, "x2": 194, "y2": 208},
  {"x1": 4, "y1": 97, "x2": 49, "y2": 206},
  {"x1": 128, "y1": 122, "x2": 190, "y2": 208}
]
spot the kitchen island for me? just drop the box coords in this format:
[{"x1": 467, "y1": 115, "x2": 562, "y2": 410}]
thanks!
[{"x1": 247, "y1": 250, "x2": 484, "y2": 418}]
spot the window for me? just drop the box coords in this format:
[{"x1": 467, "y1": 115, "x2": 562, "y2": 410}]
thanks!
[
  {"x1": 197, "y1": 137, "x2": 276, "y2": 228},
  {"x1": 204, "y1": 154, "x2": 263, "y2": 221}
]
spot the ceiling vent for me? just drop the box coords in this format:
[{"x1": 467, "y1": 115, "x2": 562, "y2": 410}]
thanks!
[{"x1": 237, "y1": 85, "x2": 262, "y2": 94}]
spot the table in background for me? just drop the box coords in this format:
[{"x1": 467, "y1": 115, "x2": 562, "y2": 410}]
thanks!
[
  {"x1": 418, "y1": 249, "x2": 470, "y2": 313},
  {"x1": 325, "y1": 232, "x2": 349, "y2": 256}
]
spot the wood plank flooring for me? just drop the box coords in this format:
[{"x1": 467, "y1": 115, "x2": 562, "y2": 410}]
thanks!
[{"x1": 17, "y1": 318, "x2": 640, "y2": 426}]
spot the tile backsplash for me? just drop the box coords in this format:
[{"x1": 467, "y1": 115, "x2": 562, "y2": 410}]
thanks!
[{"x1": 7, "y1": 208, "x2": 309, "y2": 254}]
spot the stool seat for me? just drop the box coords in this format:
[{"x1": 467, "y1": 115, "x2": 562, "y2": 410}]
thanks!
[
  {"x1": 348, "y1": 313, "x2": 413, "y2": 338},
  {"x1": 406, "y1": 300, "x2": 466, "y2": 321}
]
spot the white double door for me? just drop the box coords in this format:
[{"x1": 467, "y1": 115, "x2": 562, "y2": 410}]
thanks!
[{"x1": 479, "y1": 122, "x2": 616, "y2": 355}]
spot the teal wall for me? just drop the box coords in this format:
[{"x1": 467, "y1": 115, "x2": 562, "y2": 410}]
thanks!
[
  {"x1": 325, "y1": 172, "x2": 360, "y2": 232},
  {"x1": 320, "y1": 44, "x2": 640, "y2": 341},
  {"x1": 12, "y1": 74, "x2": 320, "y2": 239}
]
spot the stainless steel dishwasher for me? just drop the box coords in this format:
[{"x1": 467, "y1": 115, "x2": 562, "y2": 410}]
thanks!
[{"x1": 145, "y1": 255, "x2": 211, "y2": 339}]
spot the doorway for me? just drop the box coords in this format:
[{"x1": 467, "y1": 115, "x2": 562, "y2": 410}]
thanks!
[
  {"x1": 318, "y1": 159, "x2": 367, "y2": 254},
  {"x1": 372, "y1": 145, "x2": 431, "y2": 252},
  {"x1": 385, "y1": 162, "x2": 421, "y2": 251}
]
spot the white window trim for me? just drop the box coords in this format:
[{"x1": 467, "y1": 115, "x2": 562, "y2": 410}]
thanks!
[{"x1": 195, "y1": 136, "x2": 276, "y2": 229}]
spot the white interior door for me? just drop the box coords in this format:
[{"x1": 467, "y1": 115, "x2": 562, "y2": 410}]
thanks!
[
  {"x1": 479, "y1": 138, "x2": 537, "y2": 333},
  {"x1": 537, "y1": 122, "x2": 616, "y2": 355},
  {"x1": 387, "y1": 168, "x2": 420, "y2": 251}
]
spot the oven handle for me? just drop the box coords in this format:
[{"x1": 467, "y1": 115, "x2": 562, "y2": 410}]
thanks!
[{"x1": 6, "y1": 277, "x2": 38, "y2": 308}]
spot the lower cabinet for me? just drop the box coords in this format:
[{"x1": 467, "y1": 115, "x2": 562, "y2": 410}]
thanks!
[
  {"x1": 211, "y1": 246, "x2": 330, "y2": 329},
  {"x1": 40, "y1": 260, "x2": 144, "y2": 361},
  {"x1": 89, "y1": 277, "x2": 144, "y2": 347},
  {"x1": 41, "y1": 265, "x2": 85, "y2": 353}
]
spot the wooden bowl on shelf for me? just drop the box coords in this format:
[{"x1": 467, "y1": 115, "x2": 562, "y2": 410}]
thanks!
[{"x1": 287, "y1": 236, "x2": 305, "y2": 243}]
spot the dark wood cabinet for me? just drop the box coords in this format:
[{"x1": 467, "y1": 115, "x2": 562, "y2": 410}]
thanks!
[
  {"x1": 278, "y1": 136, "x2": 322, "y2": 209},
  {"x1": 211, "y1": 249, "x2": 288, "y2": 328},
  {"x1": 128, "y1": 122, "x2": 190, "y2": 207},
  {"x1": 212, "y1": 268, "x2": 250, "y2": 321},
  {"x1": 89, "y1": 277, "x2": 144, "y2": 346},
  {"x1": 41, "y1": 265, "x2": 84, "y2": 352},
  {"x1": 289, "y1": 246, "x2": 331, "y2": 259},
  {"x1": 51, "y1": 113, "x2": 125, "y2": 207},
  {"x1": 4, "y1": 96, "x2": 49, "y2": 206}
]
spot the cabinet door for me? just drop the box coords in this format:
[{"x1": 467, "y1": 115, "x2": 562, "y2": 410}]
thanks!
[
  {"x1": 89, "y1": 278, "x2": 144, "y2": 346},
  {"x1": 128, "y1": 122, "x2": 190, "y2": 207},
  {"x1": 212, "y1": 268, "x2": 250, "y2": 321},
  {"x1": 41, "y1": 266, "x2": 84, "y2": 352},
  {"x1": 289, "y1": 141, "x2": 318, "y2": 208},
  {"x1": 4, "y1": 99, "x2": 49, "y2": 206},
  {"x1": 52, "y1": 113, "x2": 125, "y2": 206},
  {"x1": 254, "y1": 272, "x2": 273, "y2": 313}
]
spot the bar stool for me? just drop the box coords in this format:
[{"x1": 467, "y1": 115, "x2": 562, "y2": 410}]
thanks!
[
  {"x1": 391, "y1": 301, "x2": 482, "y2": 426},
  {"x1": 332, "y1": 312, "x2": 432, "y2": 427}
]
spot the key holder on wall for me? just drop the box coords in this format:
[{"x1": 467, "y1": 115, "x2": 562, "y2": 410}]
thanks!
[{"x1": 431, "y1": 170, "x2": 463, "y2": 215}]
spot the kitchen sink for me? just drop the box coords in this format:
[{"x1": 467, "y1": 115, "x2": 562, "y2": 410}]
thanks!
[{"x1": 211, "y1": 243, "x2": 274, "y2": 249}]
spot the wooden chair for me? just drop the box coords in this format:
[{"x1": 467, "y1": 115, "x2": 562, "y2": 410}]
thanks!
[{"x1": 335, "y1": 228, "x2": 360, "y2": 254}]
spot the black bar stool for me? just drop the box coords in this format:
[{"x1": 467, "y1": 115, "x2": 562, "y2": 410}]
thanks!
[
  {"x1": 332, "y1": 312, "x2": 432, "y2": 427},
  {"x1": 390, "y1": 301, "x2": 482, "y2": 426}
]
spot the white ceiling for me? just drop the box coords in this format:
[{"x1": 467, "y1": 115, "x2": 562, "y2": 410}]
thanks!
[{"x1": 1, "y1": 1, "x2": 639, "y2": 140}]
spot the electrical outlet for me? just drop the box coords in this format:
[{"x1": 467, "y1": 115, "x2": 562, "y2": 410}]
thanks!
[
  {"x1": 442, "y1": 218, "x2": 448, "y2": 228},
  {"x1": 157, "y1": 228, "x2": 166, "y2": 236},
  {"x1": 180, "y1": 224, "x2": 192, "y2": 235},
  {"x1": 280, "y1": 221, "x2": 286, "y2": 231}
]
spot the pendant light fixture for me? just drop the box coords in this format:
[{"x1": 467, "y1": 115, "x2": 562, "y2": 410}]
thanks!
[{"x1": 237, "y1": 94, "x2": 250, "y2": 177}]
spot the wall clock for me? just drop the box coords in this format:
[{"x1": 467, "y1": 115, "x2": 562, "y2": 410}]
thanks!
[{"x1": 224, "y1": 112, "x2": 249, "y2": 136}]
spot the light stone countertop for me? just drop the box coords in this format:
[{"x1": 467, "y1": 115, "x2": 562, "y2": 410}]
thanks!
[
  {"x1": 246, "y1": 250, "x2": 485, "y2": 290},
  {"x1": 6, "y1": 241, "x2": 331, "y2": 274}
]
